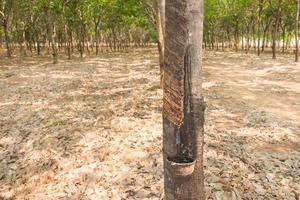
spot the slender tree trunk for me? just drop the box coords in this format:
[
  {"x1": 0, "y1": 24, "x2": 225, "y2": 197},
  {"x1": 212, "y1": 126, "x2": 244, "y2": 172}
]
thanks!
[
  {"x1": 241, "y1": 35, "x2": 244, "y2": 50},
  {"x1": 262, "y1": 31, "x2": 266, "y2": 52},
  {"x1": 286, "y1": 33, "x2": 290, "y2": 51},
  {"x1": 29, "y1": 40, "x2": 33, "y2": 53},
  {"x1": 296, "y1": 0, "x2": 300, "y2": 62},
  {"x1": 155, "y1": 0, "x2": 165, "y2": 87},
  {"x1": 221, "y1": 31, "x2": 224, "y2": 51},
  {"x1": 64, "y1": 26, "x2": 68, "y2": 57},
  {"x1": 272, "y1": 22, "x2": 277, "y2": 59},
  {"x1": 234, "y1": 20, "x2": 239, "y2": 52},
  {"x1": 262, "y1": 20, "x2": 271, "y2": 52},
  {"x1": 86, "y1": 38, "x2": 90, "y2": 55},
  {"x1": 21, "y1": 25, "x2": 27, "y2": 56},
  {"x1": 51, "y1": 26, "x2": 58, "y2": 64},
  {"x1": 65, "y1": 26, "x2": 71, "y2": 59},
  {"x1": 37, "y1": 40, "x2": 41, "y2": 56},
  {"x1": 95, "y1": 29, "x2": 99, "y2": 55},
  {"x1": 79, "y1": 41, "x2": 83, "y2": 57},
  {"x1": 36, "y1": 29, "x2": 41, "y2": 56},
  {"x1": 257, "y1": 0, "x2": 263, "y2": 56},
  {"x1": 246, "y1": 25, "x2": 250, "y2": 54},
  {"x1": 163, "y1": 0, "x2": 205, "y2": 199},
  {"x1": 281, "y1": 25, "x2": 286, "y2": 53},
  {"x1": 272, "y1": 16, "x2": 280, "y2": 59},
  {"x1": 3, "y1": 20, "x2": 12, "y2": 58}
]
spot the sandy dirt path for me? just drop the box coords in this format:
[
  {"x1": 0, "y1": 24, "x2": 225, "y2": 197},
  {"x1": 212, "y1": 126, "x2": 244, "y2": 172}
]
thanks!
[{"x1": 0, "y1": 49, "x2": 299, "y2": 199}]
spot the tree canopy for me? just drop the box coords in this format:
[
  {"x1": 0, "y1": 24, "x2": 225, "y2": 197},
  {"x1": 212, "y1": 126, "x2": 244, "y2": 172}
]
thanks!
[
  {"x1": 0, "y1": 0, "x2": 155, "y2": 60},
  {"x1": 0, "y1": 0, "x2": 299, "y2": 60},
  {"x1": 204, "y1": 0, "x2": 298, "y2": 58}
]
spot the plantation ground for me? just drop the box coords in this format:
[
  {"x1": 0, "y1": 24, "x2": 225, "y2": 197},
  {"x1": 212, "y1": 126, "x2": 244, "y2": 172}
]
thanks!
[{"x1": 0, "y1": 48, "x2": 299, "y2": 199}]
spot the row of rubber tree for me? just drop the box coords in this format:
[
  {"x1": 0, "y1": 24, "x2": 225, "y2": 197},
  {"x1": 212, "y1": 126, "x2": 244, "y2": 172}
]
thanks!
[
  {"x1": 204, "y1": 0, "x2": 300, "y2": 61},
  {"x1": 1, "y1": 0, "x2": 300, "y2": 62},
  {"x1": 0, "y1": 0, "x2": 156, "y2": 63}
]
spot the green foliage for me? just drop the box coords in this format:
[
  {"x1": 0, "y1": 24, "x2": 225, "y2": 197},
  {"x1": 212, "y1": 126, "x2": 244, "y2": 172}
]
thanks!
[
  {"x1": 0, "y1": 0, "x2": 156, "y2": 53},
  {"x1": 204, "y1": 0, "x2": 298, "y2": 46}
]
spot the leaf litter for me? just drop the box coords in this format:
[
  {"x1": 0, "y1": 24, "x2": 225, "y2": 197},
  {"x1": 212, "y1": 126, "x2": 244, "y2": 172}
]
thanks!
[{"x1": 0, "y1": 49, "x2": 299, "y2": 199}]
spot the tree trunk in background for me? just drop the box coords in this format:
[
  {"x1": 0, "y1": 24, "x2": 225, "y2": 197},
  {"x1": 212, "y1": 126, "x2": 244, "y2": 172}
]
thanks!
[
  {"x1": 286, "y1": 33, "x2": 290, "y2": 50},
  {"x1": 241, "y1": 36, "x2": 244, "y2": 50},
  {"x1": 281, "y1": 24, "x2": 286, "y2": 53},
  {"x1": 272, "y1": 22, "x2": 276, "y2": 59},
  {"x1": 51, "y1": 25, "x2": 58, "y2": 64},
  {"x1": 272, "y1": 17, "x2": 279, "y2": 59},
  {"x1": 94, "y1": 18, "x2": 101, "y2": 55},
  {"x1": 65, "y1": 25, "x2": 71, "y2": 59},
  {"x1": 252, "y1": 23, "x2": 256, "y2": 50},
  {"x1": 234, "y1": 20, "x2": 239, "y2": 52},
  {"x1": 45, "y1": 6, "x2": 58, "y2": 64},
  {"x1": 257, "y1": 0, "x2": 263, "y2": 56},
  {"x1": 221, "y1": 32, "x2": 224, "y2": 51},
  {"x1": 19, "y1": 23, "x2": 27, "y2": 56},
  {"x1": 272, "y1": 0, "x2": 282, "y2": 59},
  {"x1": 3, "y1": 19, "x2": 12, "y2": 58},
  {"x1": 246, "y1": 24, "x2": 250, "y2": 54},
  {"x1": 95, "y1": 29, "x2": 99, "y2": 55},
  {"x1": 156, "y1": 0, "x2": 165, "y2": 87},
  {"x1": 163, "y1": 0, "x2": 205, "y2": 199},
  {"x1": 262, "y1": 19, "x2": 271, "y2": 52},
  {"x1": 37, "y1": 42, "x2": 41, "y2": 55},
  {"x1": 37, "y1": 33, "x2": 41, "y2": 56},
  {"x1": 295, "y1": 0, "x2": 300, "y2": 62}
]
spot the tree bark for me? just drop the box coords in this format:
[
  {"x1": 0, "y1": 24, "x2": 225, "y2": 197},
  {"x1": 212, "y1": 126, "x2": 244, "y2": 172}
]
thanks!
[
  {"x1": 51, "y1": 25, "x2": 58, "y2": 64},
  {"x1": 3, "y1": 19, "x2": 12, "y2": 58},
  {"x1": 65, "y1": 25, "x2": 71, "y2": 59},
  {"x1": 272, "y1": 17, "x2": 280, "y2": 59},
  {"x1": 257, "y1": 0, "x2": 263, "y2": 56},
  {"x1": 296, "y1": 0, "x2": 300, "y2": 62},
  {"x1": 156, "y1": 0, "x2": 165, "y2": 88},
  {"x1": 163, "y1": 0, "x2": 205, "y2": 199},
  {"x1": 262, "y1": 19, "x2": 271, "y2": 52},
  {"x1": 272, "y1": 0, "x2": 282, "y2": 59},
  {"x1": 246, "y1": 24, "x2": 250, "y2": 54},
  {"x1": 234, "y1": 20, "x2": 239, "y2": 52},
  {"x1": 272, "y1": 21, "x2": 277, "y2": 59}
]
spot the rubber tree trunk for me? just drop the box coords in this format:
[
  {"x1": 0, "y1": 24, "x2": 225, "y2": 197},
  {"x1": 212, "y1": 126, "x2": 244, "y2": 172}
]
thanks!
[
  {"x1": 3, "y1": 20, "x2": 12, "y2": 58},
  {"x1": 272, "y1": 0, "x2": 281, "y2": 60},
  {"x1": 95, "y1": 29, "x2": 99, "y2": 55},
  {"x1": 156, "y1": 0, "x2": 165, "y2": 88},
  {"x1": 272, "y1": 18, "x2": 279, "y2": 59},
  {"x1": 51, "y1": 26, "x2": 58, "y2": 64},
  {"x1": 37, "y1": 35, "x2": 41, "y2": 56},
  {"x1": 94, "y1": 20, "x2": 100, "y2": 55},
  {"x1": 257, "y1": 0, "x2": 263, "y2": 56},
  {"x1": 21, "y1": 25, "x2": 27, "y2": 56},
  {"x1": 262, "y1": 20, "x2": 271, "y2": 52},
  {"x1": 163, "y1": 0, "x2": 205, "y2": 199},
  {"x1": 65, "y1": 25, "x2": 71, "y2": 59},
  {"x1": 280, "y1": 24, "x2": 286, "y2": 53},
  {"x1": 234, "y1": 20, "x2": 239, "y2": 52},
  {"x1": 296, "y1": 0, "x2": 300, "y2": 62}
]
